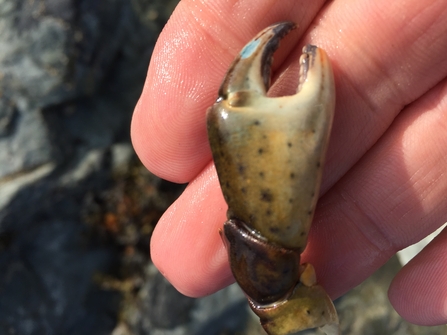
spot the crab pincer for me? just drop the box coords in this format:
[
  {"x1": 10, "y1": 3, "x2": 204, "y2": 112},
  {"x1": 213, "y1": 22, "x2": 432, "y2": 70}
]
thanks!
[{"x1": 207, "y1": 21, "x2": 339, "y2": 335}]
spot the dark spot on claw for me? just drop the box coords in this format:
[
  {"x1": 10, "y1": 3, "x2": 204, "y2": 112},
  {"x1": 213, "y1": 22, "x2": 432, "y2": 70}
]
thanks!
[
  {"x1": 259, "y1": 171, "x2": 265, "y2": 178},
  {"x1": 269, "y1": 227, "x2": 280, "y2": 233},
  {"x1": 238, "y1": 164, "x2": 245, "y2": 174},
  {"x1": 217, "y1": 131, "x2": 228, "y2": 144},
  {"x1": 258, "y1": 148, "x2": 264, "y2": 154},
  {"x1": 288, "y1": 198, "x2": 293, "y2": 203},
  {"x1": 316, "y1": 162, "x2": 321, "y2": 168},
  {"x1": 290, "y1": 172, "x2": 295, "y2": 179},
  {"x1": 253, "y1": 120, "x2": 260, "y2": 126},
  {"x1": 266, "y1": 209, "x2": 272, "y2": 216},
  {"x1": 241, "y1": 187, "x2": 246, "y2": 194},
  {"x1": 321, "y1": 311, "x2": 325, "y2": 316},
  {"x1": 260, "y1": 189, "x2": 273, "y2": 202},
  {"x1": 306, "y1": 309, "x2": 311, "y2": 315},
  {"x1": 308, "y1": 210, "x2": 312, "y2": 215},
  {"x1": 287, "y1": 142, "x2": 292, "y2": 148},
  {"x1": 225, "y1": 181, "x2": 230, "y2": 188},
  {"x1": 300, "y1": 231, "x2": 306, "y2": 237}
]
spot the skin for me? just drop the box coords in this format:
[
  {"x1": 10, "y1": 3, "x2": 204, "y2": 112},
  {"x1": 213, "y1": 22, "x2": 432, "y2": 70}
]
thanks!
[{"x1": 131, "y1": 0, "x2": 447, "y2": 326}]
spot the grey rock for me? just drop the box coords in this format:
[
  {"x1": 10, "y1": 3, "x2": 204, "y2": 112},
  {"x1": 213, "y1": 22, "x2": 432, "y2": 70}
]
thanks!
[
  {"x1": 0, "y1": 107, "x2": 52, "y2": 179},
  {"x1": 0, "y1": 162, "x2": 54, "y2": 213},
  {"x1": 0, "y1": 0, "x2": 75, "y2": 107},
  {"x1": 0, "y1": 218, "x2": 119, "y2": 335},
  {"x1": 193, "y1": 285, "x2": 249, "y2": 335},
  {"x1": 119, "y1": 264, "x2": 249, "y2": 335},
  {"x1": 0, "y1": 0, "x2": 130, "y2": 108},
  {"x1": 0, "y1": 0, "x2": 170, "y2": 334},
  {"x1": 146, "y1": 270, "x2": 196, "y2": 329},
  {"x1": 0, "y1": 0, "x2": 153, "y2": 180},
  {"x1": 0, "y1": 150, "x2": 121, "y2": 334},
  {"x1": 0, "y1": 96, "x2": 17, "y2": 137}
]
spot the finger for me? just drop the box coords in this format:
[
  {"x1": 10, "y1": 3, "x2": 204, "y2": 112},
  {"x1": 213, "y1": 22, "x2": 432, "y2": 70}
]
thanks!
[
  {"x1": 131, "y1": 0, "x2": 326, "y2": 183},
  {"x1": 150, "y1": 163, "x2": 232, "y2": 297},
  {"x1": 389, "y1": 227, "x2": 447, "y2": 326},
  {"x1": 132, "y1": 0, "x2": 447, "y2": 185}
]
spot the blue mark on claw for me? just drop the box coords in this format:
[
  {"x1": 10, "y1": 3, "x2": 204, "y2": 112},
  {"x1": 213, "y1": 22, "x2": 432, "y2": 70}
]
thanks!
[{"x1": 240, "y1": 39, "x2": 260, "y2": 59}]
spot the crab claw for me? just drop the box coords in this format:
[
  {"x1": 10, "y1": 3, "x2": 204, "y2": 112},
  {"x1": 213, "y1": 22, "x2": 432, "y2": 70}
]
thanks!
[
  {"x1": 207, "y1": 21, "x2": 338, "y2": 335},
  {"x1": 207, "y1": 22, "x2": 335, "y2": 250}
]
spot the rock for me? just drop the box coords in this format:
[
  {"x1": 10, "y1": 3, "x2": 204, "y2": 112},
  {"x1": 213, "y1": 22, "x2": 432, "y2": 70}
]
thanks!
[
  {"x1": 0, "y1": 0, "x2": 175, "y2": 334},
  {"x1": 0, "y1": 96, "x2": 17, "y2": 137},
  {"x1": 118, "y1": 264, "x2": 249, "y2": 335},
  {"x1": 0, "y1": 0, "x2": 157, "y2": 181},
  {"x1": 0, "y1": 106, "x2": 53, "y2": 179},
  {"x1": 146, "y1": 271, "x2": 196, "y2": 329}
]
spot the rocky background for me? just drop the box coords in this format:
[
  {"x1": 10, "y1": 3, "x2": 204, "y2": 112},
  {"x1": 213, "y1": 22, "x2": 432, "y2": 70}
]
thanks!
[{"x1": 0, "y1": 1, "x2": 445, "y2": 335}]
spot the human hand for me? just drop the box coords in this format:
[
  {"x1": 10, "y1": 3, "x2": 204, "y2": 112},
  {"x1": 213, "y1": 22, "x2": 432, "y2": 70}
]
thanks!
[{"x1": 131, "y1": 0, "x2": 447, "y2": 326}]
